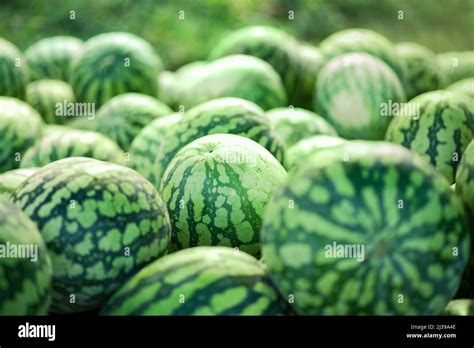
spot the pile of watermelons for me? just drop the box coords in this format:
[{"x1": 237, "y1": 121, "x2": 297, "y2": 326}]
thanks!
[{"x1": 1, "y1": 26, "x2": 474, "y2": 316}]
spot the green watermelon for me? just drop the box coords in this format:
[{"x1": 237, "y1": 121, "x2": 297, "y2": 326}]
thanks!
[
  {"x1": 319, "y1": 28, "x2": 406, "y2": 84},
  {"x1": 157, "y1": 71, "x2": 177, "y2": 107},
  {"x1": 444, "y1": 299, "x2": 474, "y2": 315},
  {"x1": 385, "y1": 90, "x2": 474, "y2": 183},
  {"x1": 69, "y1": 32, "x2": 163, "y2": 107},
  {"x1": 12, "y1": 157, "x2": 171, "y2": 313},
  {"x1": 0, "y1": 97, "x2": 44, "y2": 173},
  {"x1": 166, "y1": 60, "x2": 208, "y2": 109},
  {"x1": 129, "y1": 113, "x2": 182, "y2": 182},
  {"x1": 101, "y1": 247, "x2": 290, "y2": 315},
  {"x1": 209, "y1": 26, "x2": 301, "y2": 105},
  {"x1": 437, "y1": 51, "x2": 474, "y2": 85},
  {"x1": 152, "y1": 98, "x2": 285, "y2": 187},
  {"x1": 24, "y1": 36, "x2": 83, "y2": 81},
  {"x1": 395, "y1": 42, "x2": 446, "y2": 99},
  {"x1": 21, "y1": 128, "x2": 126, "y2": 168},
  {"x1": 295, "y1": 44, "x2": 325, "y2": 108},
  {"x1": 261, "y1": 141, "x2": 469, "y2": 315},
  {"x1": 448, "y1": 78, "x2": 474, "y2": 99},
  {"x1": 26, "y1": 79, "x2": 75, "y2": 124},
  {"x1": 180, "y1": 55, "x2": 287, "y2": 110},
  {"x1": 285, "y1": 135, "x2": 346, "y2": 170},
  {"x1": 72, "y1": 93, "x2": 172, "y2": 151},
  {"x1": 266, "y1": 107, "x2": 337, "y2": 148},
  {"x1": 0, "y1": 37, "x2": 29, "y2": 99},
  {"x1": 0, "y1": 199, "x2": 52, "y2": 314},
  {"x1": 315, "y1": 52, "x2": 406, "y2": 140},
  {"x1": 160, "y1": 134, "x2": 287, "y2": 256},
  {"x1": 0, "y1": 167, "x2": 38, "y2": 200}
]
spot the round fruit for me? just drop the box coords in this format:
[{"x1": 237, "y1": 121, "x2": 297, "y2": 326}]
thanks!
[
  {"x1": 160, "y1": 134, "x2": 287, "y2": 256},
  {"x1": 447, "y1": 78, "x2": 474, "y2": 99},
  {"x1": 385, "y1": 90, "x2": 474, "y2": 183},
  {"x1": 444, "y1": 299, "x2": 474, "y2": 315},
  {"x1": 101, "y1": 247, "x2": 290, "y2": 315},
  {"x1": 295, "y1": 44, "x2": 325, "y2": 108},
  {"x1": 12, "y1": 157, "x2": 171, "y2": 313},
  {"x1": 0, "y1": 168, "x2": 38, "y2": 200},
  {"x1": 315, "y1": 52, "x2": 406, "y2": 140},
  {"x1": 0, "y1": 199, "x2": 52, "y2": 314},
  {"x1": 437, "y1": 51, "x2": 474, "y2": 85},
  {"x1": 262, "y1": 141, "x2": 469, "y2": 315},
  {"x1": 0, "y1": 37, "x2": 28, "y2": 99}
]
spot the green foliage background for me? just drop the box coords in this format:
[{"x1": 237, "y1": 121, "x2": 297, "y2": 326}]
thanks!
[{"x1": 1, "y1": 0, "x2": 473, "y2": 70}]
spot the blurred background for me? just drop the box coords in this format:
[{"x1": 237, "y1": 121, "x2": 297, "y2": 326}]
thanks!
[{"x1": 1, "y1": 0, "x2": 473, "y2": 70}]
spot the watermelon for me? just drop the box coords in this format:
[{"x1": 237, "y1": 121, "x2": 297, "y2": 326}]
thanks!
[
  {"x1": 314, "y1": 52, "x2": 406, "y2": 140},
  {"x1": 0, "y1": 37, "x2": 29, "y2": 99},
  {"x1": 285, "y1": 135, "x2": 346, "y2": 170},
  {"x1": 12, "y1": 157, "x2": 171, "y2": 313},
  {"x1": 0, "y1": 199, "x2": 52, "y2": 314},
  {"x1": 26, "y1": 79, "x2": 75, "y2": 124},
  {"x1": 261, "y1": 141, "x2": 469, "y2": 315},
  {"x1": 0, "y1": 167, "x2": 38, "y2": 200},
  {"x1": 21, "y1": 128, "x2": 126, "y2": 168},
  {"x1": 69, "y1": 32, "x2": 163, "y2": 108},
  {"x1": 24, "y1": 36, "x2": 83, "y2": 81},
  {"x1": 295, "y1": 44, "x2": 325, "y2": 108},
  {"x1": 160, "y1": 134, "x2": 287, "y2": 256},
  {"x1": 437, "y1": 51, "x2": 474, "y2": 85},
  {"x1": 180, "y1": 55, "x2": 287, "y2": 110},
  {"x1": 72, "y1": 93, "x2": 173, "y2": 151},
  {"x1": 152, "y1": 98, "x2": 285, "y2": 187},
  {"x1": 0, "y1": 97, "x2": 44, "y2": 173},
  {"x1": 444, "y1": 299, "x2": 474, "y2": 315},
  {"x1": 129, "y1": 113, "x2": 182, "y2": 182},
  {"x1": 395, "y1": 42, "x2": 446, "y2": 99},
  {"x1": 157, "y1": 71, "x2": 177, "y2": 107},
  {"x1": 209, "y1": 26, "x2": 301, "y2": 105},
  {"x1": 266, "y1": 107, "x2": 337, "y2": 148},
  {"x1": 165, "y1": 61, "x2": 208, "y2": 109},
  {"x1": 318, "y1": 28, "x2": 406, "y2": 84},
  {"x1": 385, "y1": 90, "x2": 474, "y2": 183},
  {"x1": 101, "y1": 247, "x2": 290, "y2": 315},
  {"x1": 447, "y1": 78, "x2": 474, "y2": 99}
]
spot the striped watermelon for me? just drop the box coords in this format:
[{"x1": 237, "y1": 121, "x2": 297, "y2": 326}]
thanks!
[
  {"x1": 448, "y1": 78, "x2": 474, "y2": 99},
  {"x1": 69, "y1": 32, "x2": 163, "y2": 107},
  {"x1": 12, "y1": 157, "x2": 171, "y2": 313},
  {"x1": 26, "y1": 79, "x2": 75, "y2": 124},
  {"x1": 385, "y1": 90, "x2": 474, "y2": 183},
  {"x1": 21, "y1": 128, "x2": 126, "y2": 168},
  {"x1": 437, "y1": 51, "x2": 474, "y2": 85},
  {"x1": 157, "y1": 71, "x2": 177, "y2": 108},
  {"x1": 180, "y1": 55, "x2": 287, "y2": 110},
  {"x1": 395, "y1": 42, "x2": 446, "y2": 99},
  {"x1": 444, "y1": 299, "x2": 474, "y2": 315},
  {"x1": 261, "y1": 141, "x2": 469, "y2": 315},
  {"x1": 72, "y1": 93, "x2": 172, "y2": 151},
  {"x1": 0, "y1": 199, "x2": 52, "y2": 314},
  {"x1": 160, "y1": 134, "x2": 287, "y2": 256},
  {"x1": 266, "y1": 107, "x2": 337, "y2": 148},
  {"x1": 0, "y1": 97, "x2": 44, "y2": 173},
  {"x1": 129, "y1": 113, "x2": 182, "y2": 182},
  {"x1": 24, "y1": 36, "x2": 83, "y2": 81},
  {"x1": 315, "y1": 52, "x2": 406, "y2": 140},
  {"x1": 101, "y1": 247, "x2": 290, "y2": 315},
  {"x1": 295, "y1": 44, "x2": 325, "y2": 108},
  {"x1": 209, "y1": 26, "x2": 301, "y2": 105},
  {"x1": 0, "y1": 167, "x2": 38, "y2": 200},
  {"x1": 152, "y1": 98, "x2": 285, "y2": 187},
  {"x1": 0, "y1": 38, "x2": 29, "y2": 99},
  {"x1": 285, "y1": 135, "x2": 346, "y2": 170}
]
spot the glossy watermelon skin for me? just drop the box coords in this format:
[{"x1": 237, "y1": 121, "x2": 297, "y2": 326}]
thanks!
[
  {"x1": 437, "y1": 51, "x2": 474, "y2": 85},
  {"x1": 101, "y1": 247, "x2": 290, "y2": 315},
  {"x1": 160, "y1": 134, "x2": 287, "y2": 257},
  {"x1": 385, "y1": 90, "x2": 474, "y2": 183},
  {"x1": 12, "y1": 157, "x2": 171, "y2": 313},
  {"x1": 129, "y1": 113, "x2": 182, "y2": 182},
  {"x1": 152, "y1": 98, "x2": 285, "y2": 188},
  {"x1": 261, "y1": 141, "x2": 469, "y2": 315},
  {"x1": 448, "y1": 78, "x2": 474, "y2": 99},
  {"x1": 0, "y1": 97, "x2": 44, "y2": 173},
  {"x1": 25, "y1": 36, "x2": 83, "y2": 81},
  {"x1": 0, "y1": 199, "x2": 52, "y2": 314},
  {"x1": 69, "y1": 32, "x2": 163, "y2": 108},
  {"x1": 0, "y1": 38, "x2": 29, "y2": 100},
  {"x1": 0, "y1": 167, "x2": 38, "y2": 200},
  {"x1": 26, "y1": 79, "x2": 76, "y2": 124},
  {"x1": 295, "y1": 45, "x2": 325, "y2": 108},
  {"x1": 315, "y1": 52, "x2": 406, "y2": 140},
  {"x1": 20, "y1": 128, "x2": 126, "y2": 168},
  {"x1": 444, "y1": 299, "x2": 474, "y2": 315}
]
